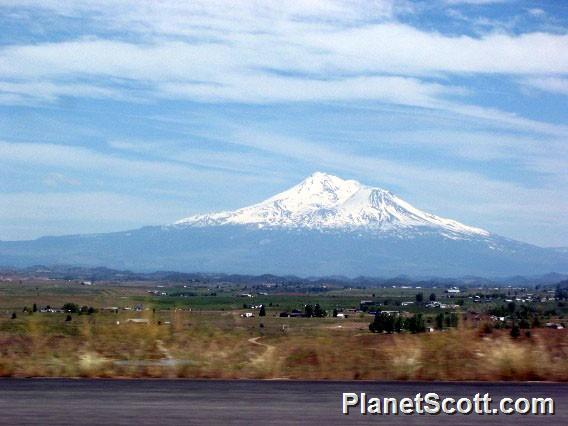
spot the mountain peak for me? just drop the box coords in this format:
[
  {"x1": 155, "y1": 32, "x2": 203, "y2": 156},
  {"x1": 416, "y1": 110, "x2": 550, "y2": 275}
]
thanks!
[
  {"x1": 175, "y1": 172, "x2": 490, "y2": 237},
  {"x1": 302, "y1": 171, "x2": 352, "y2": 187},
  {"x1": 281, "y1": 171, "x2": 362, "y2": 207}
]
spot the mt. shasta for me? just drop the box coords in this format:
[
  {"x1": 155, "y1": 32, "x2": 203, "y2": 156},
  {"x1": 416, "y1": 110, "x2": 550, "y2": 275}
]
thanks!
[{"x1": 1, "y1": 172, "x2": 566, "y2": 277}]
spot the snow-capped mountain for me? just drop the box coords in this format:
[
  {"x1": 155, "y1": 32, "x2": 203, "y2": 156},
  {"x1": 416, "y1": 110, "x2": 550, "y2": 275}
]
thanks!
[
  {"x1": 175, "y1": 172, "x2": 489, "y2": 238},
  {"x1": 1, "y1": 172, "x2": 566, "y2": 277}
]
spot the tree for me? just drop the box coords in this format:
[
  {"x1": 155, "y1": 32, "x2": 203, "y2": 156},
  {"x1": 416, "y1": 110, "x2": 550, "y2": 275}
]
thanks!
[
  {"x1": 369, "y1": 312, "x2": 396, "y2": 333},
  {"x1": 10, "y1": 312, "x2": 16, "y2": 319},
  {"x1": 65, "y1": 314, "x2": 72, "y2": 322},
  {"x1": 429, "y1": 293, "x2": 436, "y2": 302},
  {"x1": 435, "y1": 313, "x2": 445, "y2": 330},
  {"x1": 449, "y1": 313, "x2": 459, "y2": 328},
  {"x1": 304, "y1": 304, "x2": 314, "y2": 317},
  {"x1": 394, "y1": 315, "x2": 403, "y2": 333},
  {"x1": 555, "y1": 282, "x2": 568, "y2": 300},
  {"x1": 405, "y1": 314, "x2": 426, "y2": 333},
  {"x1": 313, "y1": 304, "x2": 326, "y2": 318},
  {"x1": 62, "y1": 303, "x2": 79, "y2": 313},
  {"x1": 416, "y1": 293, "x2": 424, "y2": 303},
  {"x1": 32, "y1": 303, "x2": 38, "y2": 313},
  {"x1": 332, "y1": 308, "x2": 338, "y2": 318},
  {"x1": 369, "y1": 312, "x2": 385, "y2": 333},
  {"x1": 259, "y1": 305, "x2": 266, "y2": 317},
  {"x1": 384, "y1": 314, "x2": 395, "y2": 333},
  {"x1": 510, "y1": 323, "x2": 520, "y2": 338}
]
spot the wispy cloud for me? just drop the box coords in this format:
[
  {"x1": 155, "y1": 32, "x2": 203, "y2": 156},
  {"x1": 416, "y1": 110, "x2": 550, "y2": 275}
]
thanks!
[
  {"x1": 0, "y1": 191, "x2": 186, "y2": 240},
  {"x1": 444, "y1": 0, "x2": 510, "y2": 5},
  {"x1": 523, "y1": 77, "x2": 568, "y2": 96},
  {"x1": 43, "y1": 172, "x2": 81, "y2": 188}
]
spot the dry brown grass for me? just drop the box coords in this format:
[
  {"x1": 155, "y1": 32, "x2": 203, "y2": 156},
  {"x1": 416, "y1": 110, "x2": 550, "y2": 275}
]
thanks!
[{"x1": 1, "y1": 312, "x2": 567, "y2": 381}]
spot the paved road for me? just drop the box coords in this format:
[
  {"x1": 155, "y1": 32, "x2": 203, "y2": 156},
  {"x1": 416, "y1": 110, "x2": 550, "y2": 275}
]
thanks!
[{"x1": 0, "y1": 379, "x2": 565, "y2": 425}]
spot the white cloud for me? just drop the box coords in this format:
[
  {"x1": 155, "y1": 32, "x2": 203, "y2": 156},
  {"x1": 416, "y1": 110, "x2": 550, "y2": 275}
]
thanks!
[
  {"x1": 0, "y1": 80, "x2": 136, "y2": 104},
  {"x1": 107, "y1": 138, "x2": 288, "y2": 176},
  {"x1": 1, "y1": 32, "x2": 566, "y2": 135},
  {"x1": 158, "y1": 74, "x2": 462, "y2": 106},
  {"x1": 0, "y1": 0, "x2": 565, "y2": 140},
  {"x1": 0, "y1": 140, "x2": 192, "y2": 179},
  {"x1": 444, "y1": 0, "x2": 509, "y2": 4},
  {"x1": 43, "y1": 172, "x2": 81, "y2": 188},
  {"x1": 528, "y1": 8, "x2": 546, "y2": 18},
  {"x1": 523, "y1": 77, "x2": 568, "y2": 96},
  {"x1": 301, "y1": 24, "x2": 568, "y2": 75},
  {"x1": 2, "y1": 24, "x2": 567, "y2": 79},
  {"x1": 0, "y1": 140, "x2": 243, "y2": 187},
  {"x1": 0, "y1": 0, "x2": 565, "y2": 141}
]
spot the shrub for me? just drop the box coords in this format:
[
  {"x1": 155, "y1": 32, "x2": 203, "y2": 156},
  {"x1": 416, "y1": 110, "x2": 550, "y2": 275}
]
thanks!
[
  {"x1": 62, "y1": 303, "x2": 79, "y2": 313},
  {"x1": 510, "y1": 324, "x2": 520, "y2": 338}
]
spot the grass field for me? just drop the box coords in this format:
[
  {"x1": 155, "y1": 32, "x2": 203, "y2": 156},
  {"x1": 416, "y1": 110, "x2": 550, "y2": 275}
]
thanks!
[{"x1": 1, "y1": 278, "x2": 567, "y2": 380}]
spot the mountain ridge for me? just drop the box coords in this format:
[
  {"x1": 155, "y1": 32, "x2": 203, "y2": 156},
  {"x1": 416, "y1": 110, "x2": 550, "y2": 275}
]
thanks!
[
  {"x1": 174, "y1": 172, "x2": 489, "y2": 238},
  {"x1": 0, "y1": 172, "x2": 566, "y2": 277}
]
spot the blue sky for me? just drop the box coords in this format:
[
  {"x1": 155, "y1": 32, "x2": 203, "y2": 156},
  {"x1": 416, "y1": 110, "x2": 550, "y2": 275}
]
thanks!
[{"x1": 0, "y1": 0, "x2": 567, "y2": 246}]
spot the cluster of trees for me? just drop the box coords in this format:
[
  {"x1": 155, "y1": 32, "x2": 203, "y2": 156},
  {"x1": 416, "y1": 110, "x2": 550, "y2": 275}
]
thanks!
[
  {"x1": 435, "y1": 312, "x2": 459, "y2": 329},
  {"x1": 20, "y1": 303, "x2": 97, "y2": 315},
  {"x1": 416, "y1": 292, "x2": 464, "y2": 305},
  {"x1": 62, "y1": 303, "x2": 97, "y2": 314},
  {"x1": 11, "y1": 303, "x2": 96, "y2": 320},
  {"x1": 488, "y1": 302, "x2": 519, "y2": 317},
  {"x1": 415, "y1": 293, "x2": 439, "y2": 302},
  {"x1": 304, "y1": 304, "x2": 326, "y2": 318},
  {"x1": 556, "y1": 282, "x2": 568, "y2": 301},
  {"x1": 369, "y1": 312, "x2": 426, "y2": 334},
  {"x1": 489, "y1": 302, "x2": 545, "y2": 330},
  {"x1": 485, "y1": 301, "x2": 552, "y2": 338}
]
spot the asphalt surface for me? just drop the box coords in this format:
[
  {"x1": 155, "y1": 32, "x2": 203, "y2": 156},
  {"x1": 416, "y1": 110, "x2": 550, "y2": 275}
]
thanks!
[{"x1": 0, "y1": 379, "x2": 565, "y2": 425}]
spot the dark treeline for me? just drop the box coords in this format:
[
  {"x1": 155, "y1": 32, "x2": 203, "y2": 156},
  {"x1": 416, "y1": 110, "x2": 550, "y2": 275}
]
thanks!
[{"x1": 2, "y1": 266, "x2": 567, "y2": 288}]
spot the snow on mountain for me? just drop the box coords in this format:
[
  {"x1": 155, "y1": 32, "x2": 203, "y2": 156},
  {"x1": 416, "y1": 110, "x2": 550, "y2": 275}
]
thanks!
[
  {"x1": 2, "y1": 172, "x2": 566, "y2": 277},
  {"x1": 175, "y1": 172, "x2": 490, "y2": 238}
]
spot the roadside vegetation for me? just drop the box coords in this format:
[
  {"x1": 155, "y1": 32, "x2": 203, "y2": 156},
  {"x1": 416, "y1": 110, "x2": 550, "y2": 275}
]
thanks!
[{"x1": 0, "y1": 277, "x2": 567, "y2": 381}]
